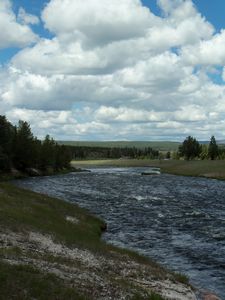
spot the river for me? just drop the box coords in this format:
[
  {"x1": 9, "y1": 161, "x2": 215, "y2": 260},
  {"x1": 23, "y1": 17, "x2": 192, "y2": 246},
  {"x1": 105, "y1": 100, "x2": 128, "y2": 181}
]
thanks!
[{"x1": 14, "y1": 167, "x2": 225, "y2": 298}]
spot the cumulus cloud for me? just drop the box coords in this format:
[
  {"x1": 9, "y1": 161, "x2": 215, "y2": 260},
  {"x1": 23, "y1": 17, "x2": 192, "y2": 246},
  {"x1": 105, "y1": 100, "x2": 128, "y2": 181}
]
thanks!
[
  {"x1": 1, "y1": 0, "x2": 225, "y2": 140},
  {"x1": 12, "y1": 0, "x2": 213, "y2": 75},
  {"x1": 0, "y1": 0, "x2": 38, "y2": 49},
  {"x1": 182, "y1": 30, "x2": 225, "y2": 65},
  {"x1": 42, "y1": 0, "x2": 157, "y2": 46}
]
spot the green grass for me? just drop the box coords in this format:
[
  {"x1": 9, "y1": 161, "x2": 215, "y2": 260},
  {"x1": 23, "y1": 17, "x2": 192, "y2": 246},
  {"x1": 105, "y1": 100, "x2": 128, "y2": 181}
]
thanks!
[
  {"x1": 0, "y1": 182, "x2": 104, "y2": 250},
  {"x1": 72, "y1": 159, "x2": 225, "y2": 180},
  {"x1": 58, "y1": 141, "x2": 180, "y2": 151},
  {"x1": 0, "y1": 261, "x2": 86, "y2": 300},
  {"x1": 174, "y1": 272, "x2": 189, "y2": 285}
]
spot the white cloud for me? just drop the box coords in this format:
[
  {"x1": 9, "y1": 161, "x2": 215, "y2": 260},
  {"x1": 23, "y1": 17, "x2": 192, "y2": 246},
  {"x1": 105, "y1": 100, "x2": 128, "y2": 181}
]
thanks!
[
  {"x1": 182, "y1": 30, "x2": 225, "y2": 65},
  {"x1": 42, "y1": 0, "x2": 157, "y2": 46},
  {"x1": 1, "y1": 0, "x2": 225, "y2": 140},
  {"x1": 12, "y1": 0, "x2": 214, "y2": 76},
  {"x1": 0, "y1": 0, "x2": 38, "y2": 49},
  {"x1": 157, "y1": 0, "x2": 213, "y2": 42},
  {"x1": 11, "y1": 38, "x2": 105, "y2": 75}
]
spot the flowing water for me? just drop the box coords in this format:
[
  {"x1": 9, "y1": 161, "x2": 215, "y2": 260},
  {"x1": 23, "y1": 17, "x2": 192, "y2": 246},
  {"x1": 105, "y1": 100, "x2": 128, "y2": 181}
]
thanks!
[{"x1": 14, "y1": 168, "x2": 225, "y2": 298}]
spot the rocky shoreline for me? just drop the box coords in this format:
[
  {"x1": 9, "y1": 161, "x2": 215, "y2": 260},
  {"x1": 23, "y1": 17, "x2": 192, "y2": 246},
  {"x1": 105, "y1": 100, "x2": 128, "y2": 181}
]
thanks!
[{"x1": 0, "y1": 229, "x2": 197, "y2": 300}]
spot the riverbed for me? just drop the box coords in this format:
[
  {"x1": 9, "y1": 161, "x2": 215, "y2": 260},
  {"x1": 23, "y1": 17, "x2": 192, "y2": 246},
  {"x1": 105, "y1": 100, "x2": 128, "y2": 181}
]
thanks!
[{"x1": 14, "y1": 167, "x2": 225, "y2": 298}]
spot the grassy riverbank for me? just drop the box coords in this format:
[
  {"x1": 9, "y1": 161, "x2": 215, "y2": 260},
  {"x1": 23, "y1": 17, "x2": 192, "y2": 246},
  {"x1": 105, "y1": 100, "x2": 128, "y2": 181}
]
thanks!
[
  {"x1": 0, "y1": 182, "x2": 196, "y2": 300},
  {"x1": 72, "y1": 159, "x2": 225, "y2": 180}
]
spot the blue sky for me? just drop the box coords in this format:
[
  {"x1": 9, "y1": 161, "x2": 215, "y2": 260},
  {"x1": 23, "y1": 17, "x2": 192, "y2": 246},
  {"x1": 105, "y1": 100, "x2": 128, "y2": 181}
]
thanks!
[
  {"x1": 0, "y1": 0, "x2": 225, "y2": 141},
  {"x1": 144, "y1": 0, "x2": 225, "y2": 32},
  {"x1": 11, "y1": 0, "x2": 225, "y2": 32}
]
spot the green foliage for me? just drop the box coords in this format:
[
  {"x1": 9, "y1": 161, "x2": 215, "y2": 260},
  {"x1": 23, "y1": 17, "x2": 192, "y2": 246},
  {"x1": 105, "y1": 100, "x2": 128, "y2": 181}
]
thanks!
[
  {"x1": 172, "y1": 151, "x2": 180, "y2": 160},
  {"x1": 179, "y1": 136, "x2": 201, "y2": 160},
  {"x1": 0, "y1": 116, "x2": 15, "y2": 170},
  {"x1": 0, "y1": 115, "x2": 72, "y2": 173},
  {"x1": 55, "y1": 144, "x2": 72, "y2": 169},
  {"x1": 0, "y1": 115, "x2": 15, "y2": 157},
  {"x1": 208, "y1": 135, "x2": 219, "y2": 160},
  {"x1": 165, "y1": 151, "x2": 171, "y2": 159},
  {"x1": 14, "y1": 120, "x2": 35, "y2": 170},
  {"x1": 174, "y1": 272, "x2": 189, "y2": 284},
  {"x1": 69, "y1": 145, "x2": 159, "y2": 160},
  {"x1": 0, "y1": 149, "x2": 11, "y2": 172},
  {"x1": 40, "y1": 135, "x2": 56, "y2": 170},
  {"x1": 200, "y1": 144, "x2": 208, "y2": 160}
]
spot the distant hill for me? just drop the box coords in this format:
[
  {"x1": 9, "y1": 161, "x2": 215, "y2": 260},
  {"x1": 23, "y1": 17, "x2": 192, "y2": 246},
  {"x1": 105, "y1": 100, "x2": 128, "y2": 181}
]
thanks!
[
  {"x1": 57, "y1": 141, "x2": 181, "y2": 151},
  {"x1": 200, "y1": 140, "x2": 225, "y2": 146}
]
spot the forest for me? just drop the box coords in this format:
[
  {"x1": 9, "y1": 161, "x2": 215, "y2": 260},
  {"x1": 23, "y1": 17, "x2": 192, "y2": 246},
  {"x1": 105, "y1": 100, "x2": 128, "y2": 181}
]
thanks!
[
  {"x1": 0, "y1": 115, "x2": 159, "y2": 174},
  {"x1": 68, "y1": 145, "x2": 159, "y2": 160},
  {"x1": 0, "y1": 115, "x2": 72, "y2": 173},
  {"x1": 1, "y1": 114, "x2": 224, "y2": 176}
]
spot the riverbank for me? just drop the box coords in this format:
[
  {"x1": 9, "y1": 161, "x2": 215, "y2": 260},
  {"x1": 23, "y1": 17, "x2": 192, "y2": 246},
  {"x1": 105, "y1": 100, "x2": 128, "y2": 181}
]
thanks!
[
  {"x1": 0, "y1": 182, "x2": 197, "y2": 299},
  {"x1": 72, "y1": 159, "x2": 225, "y2": 180},
  {"x1": 0, "y1": 166, "x2": 85, "y2": 182}
]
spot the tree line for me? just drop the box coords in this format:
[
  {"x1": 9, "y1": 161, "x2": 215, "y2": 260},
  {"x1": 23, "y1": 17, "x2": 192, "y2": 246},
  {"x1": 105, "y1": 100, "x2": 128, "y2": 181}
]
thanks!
[
  {"x1": 0, "y1": 115, "x2": 160, "y2": 173},
  {"x1": 0, "y1": 115, "x2": 72, "y2": 173},
  {"x1": 1, "y1": 114, "x2": 223, "y2": 171},
  {"x1": 178, "y1": 135, "x2": 223, "y2": 160},
  {"x1": 69, "y1": 145, "x2": 159, "y2": 160}
]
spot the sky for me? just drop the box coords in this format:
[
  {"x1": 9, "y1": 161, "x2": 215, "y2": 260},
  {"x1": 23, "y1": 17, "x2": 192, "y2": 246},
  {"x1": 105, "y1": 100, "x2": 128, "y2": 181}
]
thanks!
[{"x1": 0, "y1": 0, "x2": 225, "y2": 141}]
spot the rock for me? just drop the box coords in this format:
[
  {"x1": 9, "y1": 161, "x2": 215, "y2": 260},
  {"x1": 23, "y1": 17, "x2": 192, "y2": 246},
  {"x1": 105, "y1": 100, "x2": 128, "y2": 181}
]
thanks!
[
  {"x1": 202, "y1": 292, "x2": 221, "y2": 300},
  {"x1": 66, "y1": 216, "x2": 79, "y2": 224},
  {"x1": 100, "y1": 222, "x2": 107, "y2": 232},
  {"x1": 25, "y1": 168, "x2": 42, "y2": 177},
  {"x1": 10, "y1": 168, "x2": 24, "y2": 178}
]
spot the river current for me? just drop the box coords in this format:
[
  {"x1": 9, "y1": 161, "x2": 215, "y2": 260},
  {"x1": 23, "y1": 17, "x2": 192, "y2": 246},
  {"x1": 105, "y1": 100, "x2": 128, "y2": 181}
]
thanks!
[{"x1": 14, "y1": 168, "x2": 225, "y2": 298}]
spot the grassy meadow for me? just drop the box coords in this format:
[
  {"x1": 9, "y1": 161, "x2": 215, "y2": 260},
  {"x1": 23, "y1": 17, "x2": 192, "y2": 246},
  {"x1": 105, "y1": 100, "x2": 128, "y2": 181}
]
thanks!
[{"x1": 72, "y1": 159, "x2": 225, "y2": 180}]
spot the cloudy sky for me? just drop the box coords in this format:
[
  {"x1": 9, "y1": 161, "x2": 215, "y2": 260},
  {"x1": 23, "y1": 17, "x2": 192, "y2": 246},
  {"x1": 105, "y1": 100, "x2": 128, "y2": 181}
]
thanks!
[{"x1": 0, "y1": 0, "x2": 225, "y2": 141}]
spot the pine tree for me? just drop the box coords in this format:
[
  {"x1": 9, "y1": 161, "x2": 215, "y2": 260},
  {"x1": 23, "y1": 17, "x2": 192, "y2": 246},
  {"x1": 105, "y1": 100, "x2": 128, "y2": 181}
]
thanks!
[
  {"x1": 14, "y1": 120, "x2": 35, "y2": 170},
  {"x1": 0, "y1": 115, "x2": 15, "y2": 159},
  {"x1": 40, "y1": 135, "x2": 56, "y2": 170},
  {"x1": 179, "y1": 136, "x2": 201, "y2": 160},
  {"x1": 208, "y1": 136, "x2": 219, "y2": 160}
]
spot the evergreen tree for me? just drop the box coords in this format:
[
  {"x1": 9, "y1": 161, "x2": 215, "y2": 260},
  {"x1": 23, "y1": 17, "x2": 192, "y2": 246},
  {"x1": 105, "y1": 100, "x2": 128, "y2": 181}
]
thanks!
[
  {"x1": 0, "y1": 115, "x2": 15, "y2": 159},
  {"x1": 179, "y1": 136, "x2": 201, "y2": 160},
  {"x1": 14, "y1": 121, "x2": 35, "y2": 170},
  {"x1": 40, "y1": 135, "x2": 57, "y2": 170},
  {"x1": 166, "y1": 151, "x2": 171, "y2": 159},
  {"x1": 208, "y1": 136, "x2": 219, "y2": 160},
  {"x1": 32, "y1": 138, "x2": 42, "y2": 168},
  {"x1": 0, "y1": 147, "x2": 11, "y2": 171},
  {"x1": 55, "y1": 145, "x2": 72, "y2": 169},
  {"x1": 0, "y1": 115, "x2": 72, "y2": 173}
]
